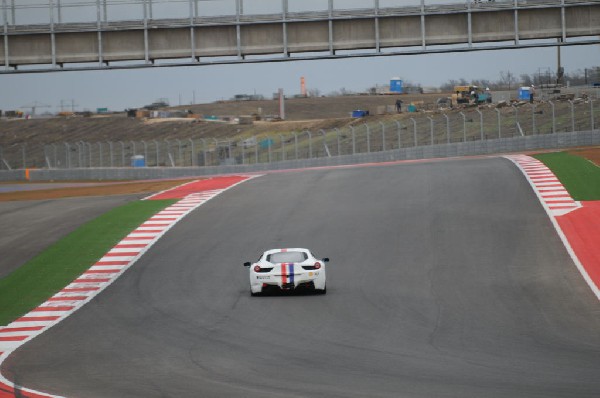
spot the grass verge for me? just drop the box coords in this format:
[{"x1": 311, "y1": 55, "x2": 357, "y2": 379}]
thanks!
[
  {"x1": 533, "y1": 152, "x2": 600, "y2": 201},
  {"x1": 0, "y1": 199, "x2": 176, "y2": 326}
]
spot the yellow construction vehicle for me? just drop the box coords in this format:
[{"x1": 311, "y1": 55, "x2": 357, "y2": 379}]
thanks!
[{"x1": 452, "y1": 85, "x2": 492, "y2": 106}]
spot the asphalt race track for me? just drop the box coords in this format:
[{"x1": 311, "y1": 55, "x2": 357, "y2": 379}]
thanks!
[{"x1": 3, "y1": 158, "x2": 600, "y2": 398}]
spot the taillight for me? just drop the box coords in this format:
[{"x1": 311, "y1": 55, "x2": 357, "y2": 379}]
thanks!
[
  {"x1": 313, "y1": 262, "x2": 321, "y2": 270},
  {"x1": 254, "y1": 265, "x2": 261, "y2": 272}
]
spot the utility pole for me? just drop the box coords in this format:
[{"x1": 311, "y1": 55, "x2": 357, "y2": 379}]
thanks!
[{"x1": 556, "y1": 38, "x2": 564, "y2": 86}]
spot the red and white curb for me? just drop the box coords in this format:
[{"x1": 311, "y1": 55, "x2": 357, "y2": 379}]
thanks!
[
  {"x1": 505, "y1": 154, "x2": 599, "y2": 301},
  {"x1": 0, "y1": 175, "x2": 260, "y2": 398},
  {"x1": 504, "y1": 154, "x2": 581, "y2": 216}
]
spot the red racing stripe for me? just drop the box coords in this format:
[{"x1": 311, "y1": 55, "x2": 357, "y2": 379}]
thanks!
[
  {"x1": 0, "y1": 336, "x2": 29, "y2": 342},
  {"x1": 74, "y1": 278, "x2": 111, "y2": 283},
  {"x1": 0, "y1": 326, "x2": 44, "y2": 333},
  {"x1": 47, "y1": 296, "x2": 87, "y2": 301},
  {"x1": 16, "y1": 316, "x2": 60, "y2": 322},
  {"x1": 95, "y1": 261, "x2": 129, "y2": 266},
  {"x1": 84, "y1": 269, "x2": 120, "y2": 274},
  {"x1": 32, "y1": 306, "x2": 74, "y2": 312},
  {"x1": 281, "y1": 263, "x2": 287, "y2": 285}
]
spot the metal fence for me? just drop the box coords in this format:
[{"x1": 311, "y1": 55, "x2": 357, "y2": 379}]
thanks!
[
  {"x1": 1, "y1": 98, "x2": 597, "y2": 174},
  {"x1": 4, "y1": 129, "x2": 597, "y2": 181}
]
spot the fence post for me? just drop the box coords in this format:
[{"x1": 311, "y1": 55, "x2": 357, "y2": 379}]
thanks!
[
  {"x1": 252, "y1": 136, "x2": 258, "y2": 164},
  {"x1": 319, "y1": 130, "x2": 330, "y2": 157},
  {"x1": 495, "y1": 108, "x2": 501, "y2": 138},
  {"x1": 475, "y1": 109, "x2": 483, "y2": 140},
  {"x1": 548, "y1": 101, "x2": 556, "y2": 134},
  {"x1": 240, "y1": 139, "x2": 245, "y2": 165},
  {"x1": 379, "y1": 121, "x2": 386, "y2": 151},
  {"x1": 395, "y1": 120, "x2": 402, "y2": 149},
  {"x1": 81, "y1": 142, "x2": 86, "y2": 167},
  {"x1": 306, "y1": 130, "x2": 312, "y2": 159},
  {"x1": 350, "y1": 125, "x2": 356, "y2": 155},
  {"x1": 188, "y1": 139, "x2": 194, "y2": 166},
  {"x1": 334, "y1": 128, "x2": 341, "y2": 155},
  {"x1": 141, "y1": 141, "x2": 147, "y2": 166},
  {"x1": 119, "y1": 141, "x2": 125, "y2": 166},
  {"x1": 532, "y1": 104, "x2": 536, "y2": 134},
  {"x1": 65, "y1": 142, "x2": 71, "y2": 168},
  {"x1": 512, "y1": 105, "x2": 520, "y2": 137},
  {"x1": 154, "y1": 139, "x2": 160, "y2": 167},
  {"x1": 227, "y1": 139, "x2": 232, "y2": 164},
  {"x1": 279, "y1": 134, "x2": 286, "y2": 161},
  {"x1": 212, "y1": 138, "x2": 218, "y2": 166},
  {"x1": 365, "y1": 123, "x2": 371, "y2": 153},
  {"x1": 21, "y1": 144, "x2": 26, "y2": 169},
  {"x1": 591, "y1": 99, "x2": 595, "y2": 131},
  {"x1": 176, "y1": 139, "x2": 183, "y2": 166},
  {"x1": 1, "y1": 146, "x2": 11, "y2": 170},
  {"x1": 87, "y1": 142, "x2": 92, "y2": 167},
  {"x1": 427, "y1": 117, "x2": 434, "y2": 145},
  {"x1": 443, "y1": 114, "x2": 450, "y2": 144},
  {"x1": 459, "y1": 112, "x2": 466, "y2": 142},
  {"x1": 568, "y1": 100, "x2": 575, "y2": 132},
  {"x1": 52, "y1": 143, "x2": 58, "y2": 168},
  {"x1": 410, "y1": 118, "x2": 417, "y2": 146},
  {"x1": 43, "y1": 145, "x2": 50, "y2": 169},
  {"x1": 293, "y1": 132, "x2": 298, "y2": 160}
]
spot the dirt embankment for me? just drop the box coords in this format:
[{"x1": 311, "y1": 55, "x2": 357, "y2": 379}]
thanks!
[
  {"x1": 0, "y1": 94, "x2": 435, "y2": 147},
  {"x1": 0, "y1": 179, "x2": 198, "y2": 201}
]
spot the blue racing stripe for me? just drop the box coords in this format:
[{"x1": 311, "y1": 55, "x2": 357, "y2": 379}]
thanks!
[{"x1": 289, "y1": 263, "x2": 294, "y2": 285}]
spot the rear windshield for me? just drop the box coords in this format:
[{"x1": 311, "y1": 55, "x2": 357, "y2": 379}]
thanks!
[{"x1": 267, "y1": 251, "x2": 307, "y2": 263}]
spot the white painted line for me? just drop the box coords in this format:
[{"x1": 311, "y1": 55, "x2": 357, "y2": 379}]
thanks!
[
  {"x1": 98, "y1": 255, "x2": 136, "y2": 262},
  {"x1": 127, "y1": 233, "x2": 160, "y2": 238}
]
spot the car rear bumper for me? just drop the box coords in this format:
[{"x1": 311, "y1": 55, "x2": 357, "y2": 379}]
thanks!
[{"x1": 250, "y1": 270, "x2": 325, "y2": 293}]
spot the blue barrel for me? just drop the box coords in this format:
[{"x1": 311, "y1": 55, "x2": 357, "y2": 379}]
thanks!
[{"x1": 131, "y1": 155, "x2": 145, "y2": 167}]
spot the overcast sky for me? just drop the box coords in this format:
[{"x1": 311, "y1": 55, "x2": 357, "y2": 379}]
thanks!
[{"x1": 1, "y1": 0, "x2": 599, "y2": 112}]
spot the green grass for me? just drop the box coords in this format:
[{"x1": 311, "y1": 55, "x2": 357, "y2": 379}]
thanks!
[
  {"x1": 533, "y1": 152, "x2": 600, "y2": 201},
  {"x1": 0, "y1": 199, "x2": 176, "y2": 326}
]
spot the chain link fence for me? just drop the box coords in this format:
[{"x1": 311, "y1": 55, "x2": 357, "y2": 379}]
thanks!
[{"x1": 0, "y1": 98, "x2": 598, "y2": 174}]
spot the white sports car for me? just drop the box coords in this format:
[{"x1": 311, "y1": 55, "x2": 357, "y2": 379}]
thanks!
[{"x1": 244, "y1": 248, "x2": 329, "y2": 296}]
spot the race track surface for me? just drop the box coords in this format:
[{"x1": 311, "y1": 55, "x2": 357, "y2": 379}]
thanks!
[{"x1": 4, "y1": 158, "x2": 600, "y2": 398}]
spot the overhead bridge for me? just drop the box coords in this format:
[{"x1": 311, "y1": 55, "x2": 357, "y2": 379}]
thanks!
[{"x1": 1, "y1": 0, "x2": 600, "y2": 73}]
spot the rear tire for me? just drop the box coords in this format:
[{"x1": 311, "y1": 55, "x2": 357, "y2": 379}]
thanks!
[
  {"x1": 315, "y1": 286, "x2": 327, "y2": 295},
  {"x1": 251, "y1": 291, "x2": 261, "y2": 297}
]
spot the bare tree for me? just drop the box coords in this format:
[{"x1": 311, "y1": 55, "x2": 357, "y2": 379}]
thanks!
[
  {"x1": 520, "y1": 74, "x2": 533, "y2": 87},
  {"x1": 499, "y1": 70, "x2": 517, "y2": 90}
]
